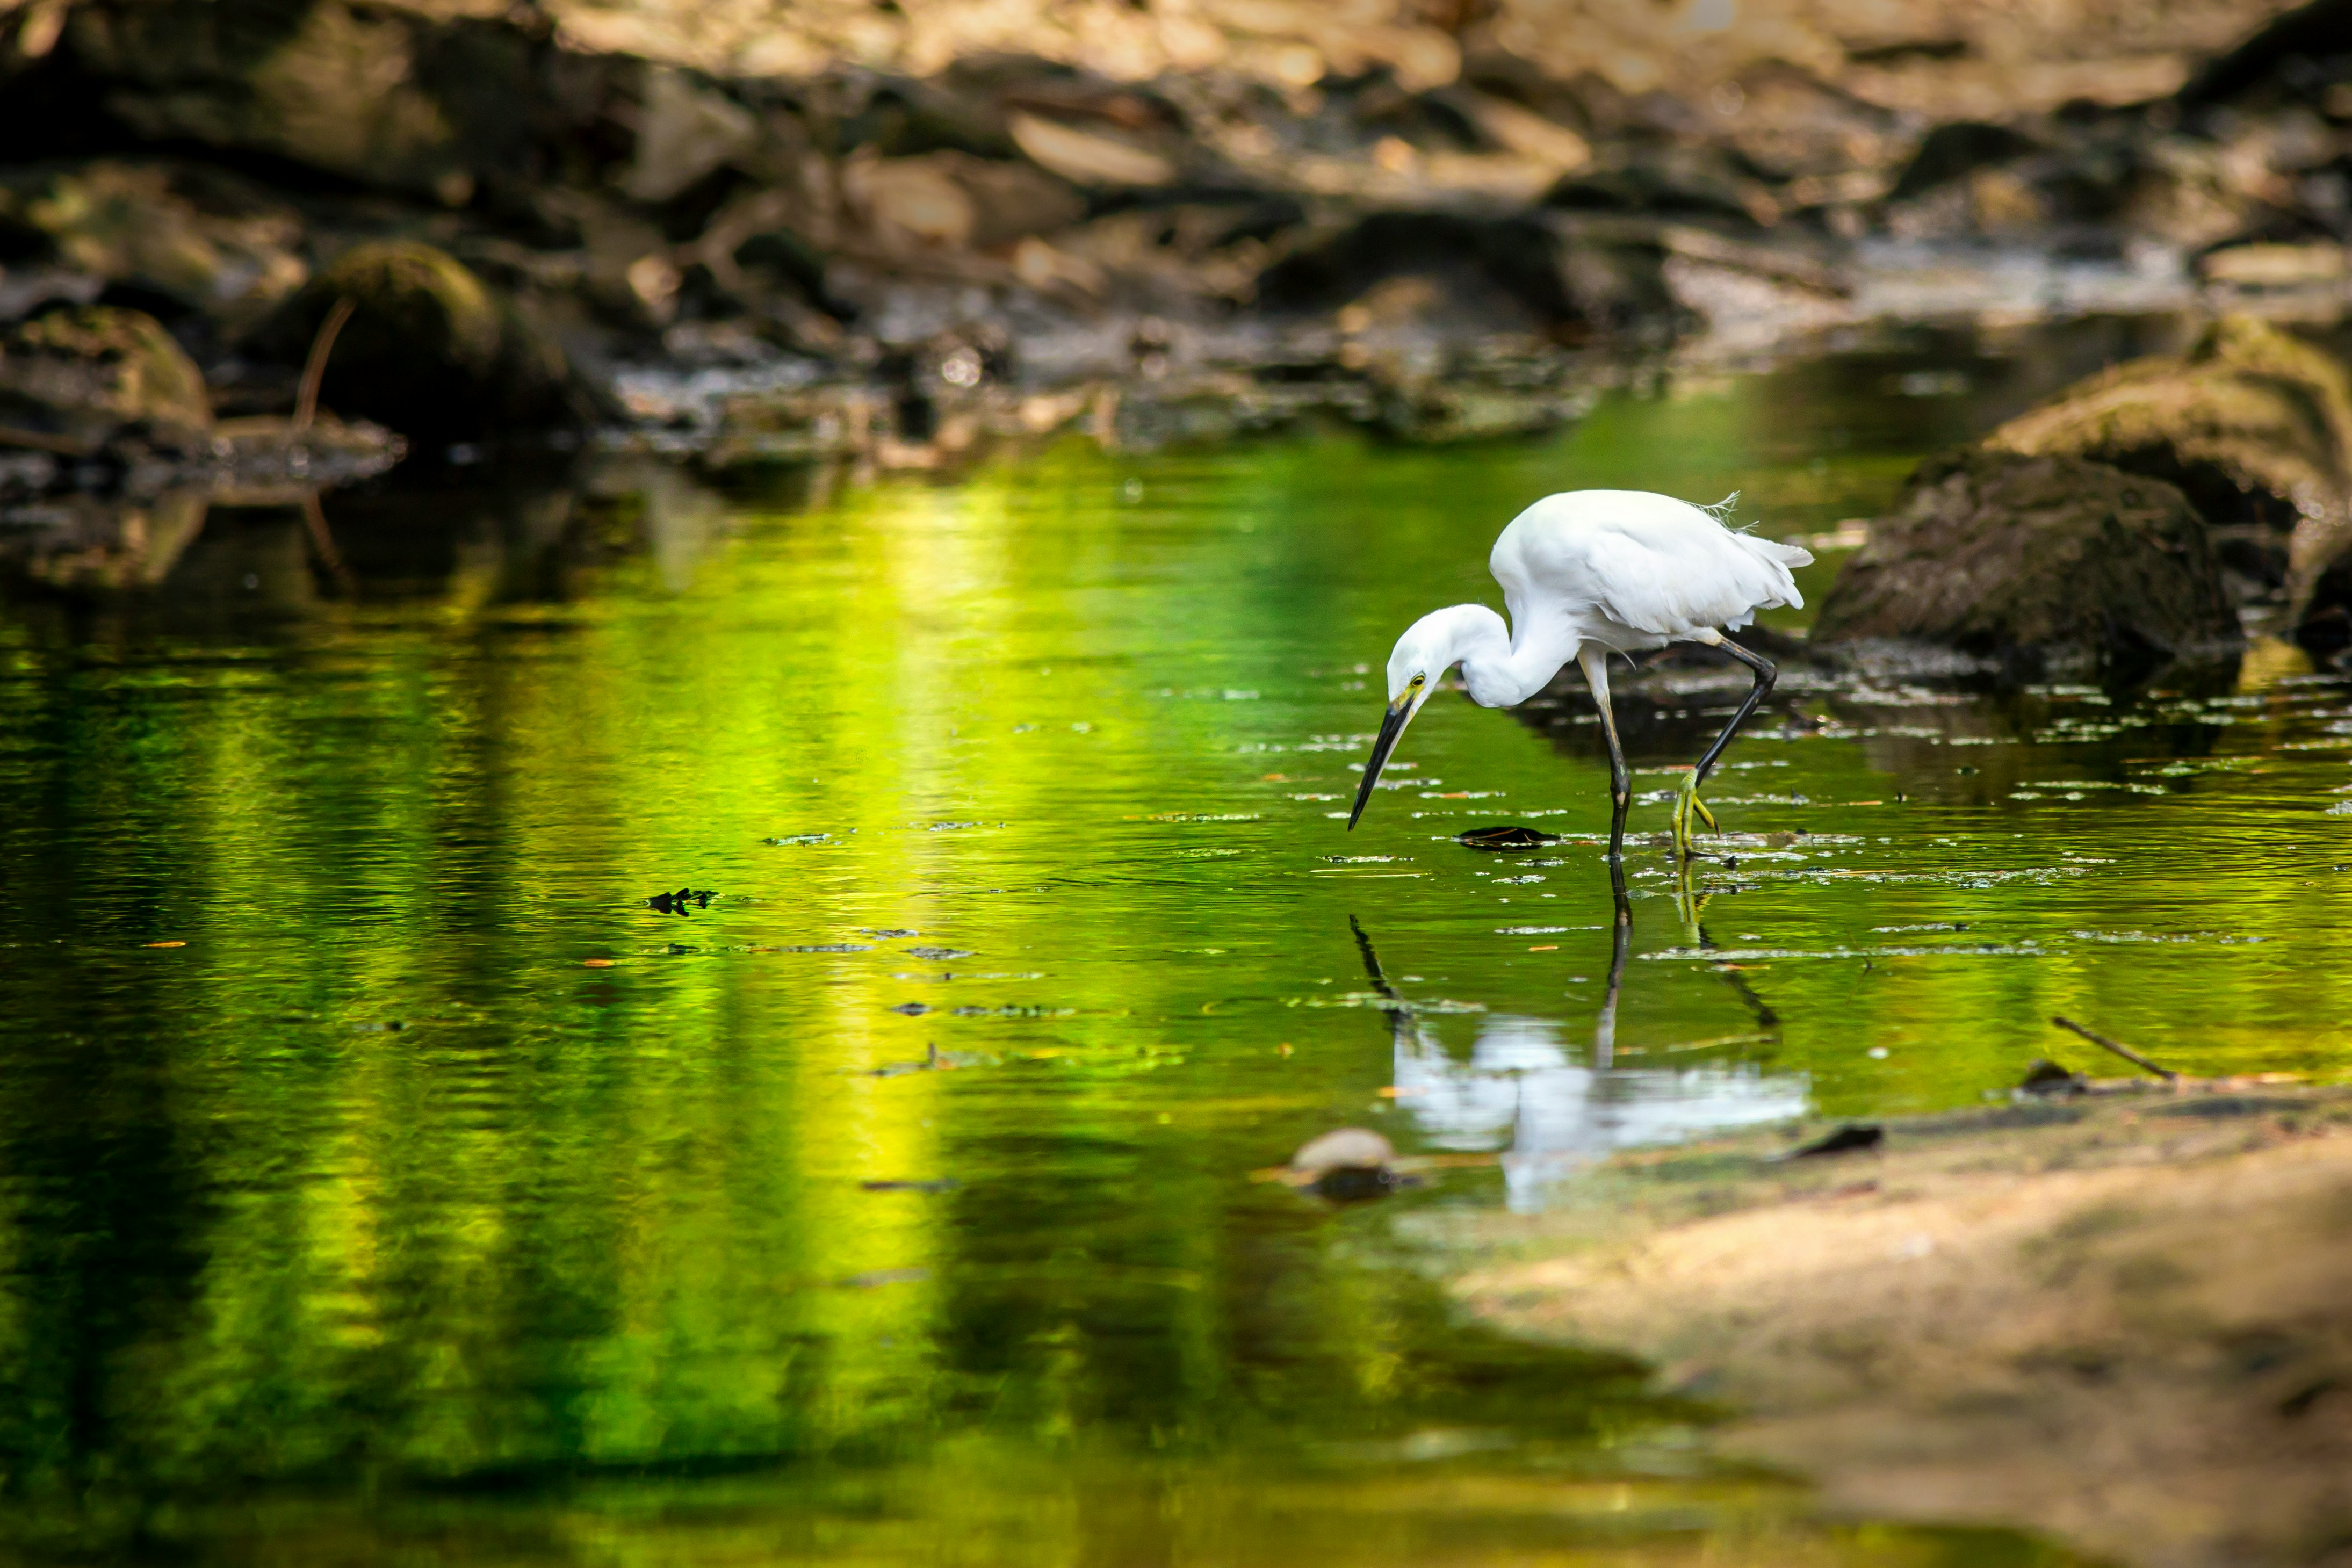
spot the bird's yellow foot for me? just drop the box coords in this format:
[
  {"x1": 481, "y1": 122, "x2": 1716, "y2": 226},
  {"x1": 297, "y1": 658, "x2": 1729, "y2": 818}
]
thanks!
[{"x1": 1672, "y1": 774, "x2": 1718, "y2": 857}]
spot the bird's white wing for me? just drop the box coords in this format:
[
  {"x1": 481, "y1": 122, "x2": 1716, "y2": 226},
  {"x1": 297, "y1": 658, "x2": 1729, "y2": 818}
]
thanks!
[{"x1": 1491, "y1": 491, "x2": 1812, "y2": 641}]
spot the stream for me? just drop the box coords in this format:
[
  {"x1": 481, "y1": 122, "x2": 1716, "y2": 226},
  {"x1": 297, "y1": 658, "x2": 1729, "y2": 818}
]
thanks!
[{"x1": 3, "y1": 316, "x2": 2344, "y2": 1565}]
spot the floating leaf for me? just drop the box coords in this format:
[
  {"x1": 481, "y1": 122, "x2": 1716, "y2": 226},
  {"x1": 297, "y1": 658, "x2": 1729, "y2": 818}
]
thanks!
[
  {"x1": 1458, "y1": 825, "x2": 1559, "y2": 849},
  {"x1": 1787, "y1": 1124, "x2": 1882, "y2": 1158}
]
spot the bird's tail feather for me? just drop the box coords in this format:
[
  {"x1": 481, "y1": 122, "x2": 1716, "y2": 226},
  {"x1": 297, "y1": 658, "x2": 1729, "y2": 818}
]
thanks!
[
  {"x1": 1729, "y1": 530, "x2": 1814, "y2": 610},
  {"x1": 1745, "y1": 536, "x2": 1814, "y2": 569}
]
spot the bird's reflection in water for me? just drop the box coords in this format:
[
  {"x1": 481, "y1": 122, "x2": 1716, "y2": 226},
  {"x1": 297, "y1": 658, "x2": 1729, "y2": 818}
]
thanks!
[{"x1": 1353, "y1": 900, "x2": 1807, "y2": 1213}]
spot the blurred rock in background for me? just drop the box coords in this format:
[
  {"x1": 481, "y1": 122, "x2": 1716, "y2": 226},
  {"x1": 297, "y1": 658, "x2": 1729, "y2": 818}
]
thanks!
[{"x1": 2, "y1": 0, "x2": 2350, "y2": 488}]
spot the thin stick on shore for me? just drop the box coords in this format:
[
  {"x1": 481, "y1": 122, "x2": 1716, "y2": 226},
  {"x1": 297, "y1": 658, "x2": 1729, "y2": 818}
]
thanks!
[
  {"x1": 293, "y1": 297, "x2": 357, "y2": 433},
  {"x1": 2052, "y1": 1015, "x2": 2177, "y2": 1081}
]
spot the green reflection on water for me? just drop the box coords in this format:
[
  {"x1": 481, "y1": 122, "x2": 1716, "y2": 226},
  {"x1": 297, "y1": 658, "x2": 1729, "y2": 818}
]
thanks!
[{"x1": 0, "y1": 341, "x2": 2328, "y2": 1563}]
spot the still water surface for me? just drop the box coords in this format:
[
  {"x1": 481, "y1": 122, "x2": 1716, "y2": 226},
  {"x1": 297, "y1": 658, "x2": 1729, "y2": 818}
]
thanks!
[{"x1": 4, "y1": 329, "x2": 2347, "y2": 1564}]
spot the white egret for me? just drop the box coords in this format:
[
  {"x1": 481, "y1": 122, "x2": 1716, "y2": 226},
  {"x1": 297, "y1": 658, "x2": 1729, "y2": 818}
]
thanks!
[{"x1": 1346, "y1": 489, "x2": 1813, "y2": 858}]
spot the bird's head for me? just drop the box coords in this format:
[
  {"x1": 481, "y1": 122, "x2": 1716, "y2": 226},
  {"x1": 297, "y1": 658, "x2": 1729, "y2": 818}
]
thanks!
[{"x1": 1348, "y1": 607, "x2": 1487, "y2": 830}]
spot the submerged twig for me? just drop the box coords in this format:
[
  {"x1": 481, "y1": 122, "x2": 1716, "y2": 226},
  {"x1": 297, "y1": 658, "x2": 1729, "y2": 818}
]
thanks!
[
  {"x1": 2052, "y1": 1015, "x2": 2177, "y2": 1081},
  {"x1": 0, "y1": 423, "x2": 91, "y2": 456},
  {"x1": 293, "y1": 297, "x2": 357, "y2": 433},
  {"x1": 298, "y1": 491, "x2": 357, "y2": 596}
]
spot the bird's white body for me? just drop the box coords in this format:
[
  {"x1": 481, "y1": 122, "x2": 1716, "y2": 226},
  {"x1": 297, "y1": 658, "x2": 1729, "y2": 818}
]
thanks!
[
  {"x1": 1492, "y1": 490, "x2": 1812, "y2": 660},
  {"x1": 1353, "y1": 489, "x2": 1815, "y2": 848},
  {"x1": 1382, "y1": 490, "x2": 1813, "y2": 710}
]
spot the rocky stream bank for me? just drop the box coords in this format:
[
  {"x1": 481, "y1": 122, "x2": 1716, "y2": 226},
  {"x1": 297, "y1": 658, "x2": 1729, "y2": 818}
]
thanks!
[{"x1": 14, "y1": 0, "x2": 2352, "y2": 640}]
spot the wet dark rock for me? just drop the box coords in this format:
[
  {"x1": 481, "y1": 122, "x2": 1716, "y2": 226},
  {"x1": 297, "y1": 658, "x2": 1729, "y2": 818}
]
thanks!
[
  {"x1": 1256, "y1": 211, "x2": 1580, "y2": 327},
  {"x1": 2178, "y1": 0, "x2": 2352, "y2": 106},
  {"x1": 1311, "y1": 1166, "x2": 1407, "y2": 1203},
  {"x1": 1888, "y1": 122, "x2": 2045, "y2": 202},
  {"x1": 1288, "y1": 1126, "x2": 1410, "y2": 1202},
  {"x1": 1545, "y1": 147, "x2": 1770, "y2": 229},
  {"x1": 1813, "y1": 448, "x2": 2242, "y2": 670},
  {"x1": 244, "y1": 242, "x2": 588, "y2": 439},
  {"x1": 0, "y1": 162, "x2": 308, "y2": 337},
  {"x1": 40, "y1": 0, "x2": 611, "y2": 202},
  {"x1": 2019, "y1": 1059, "x2": 2089, "y2": 1096},
  {"x1": 1252, "y1": 209, "x2": 1689, "y2": 344},
  {"x1": 0, "y1": 305, "x2": 210, "y2": 455}
]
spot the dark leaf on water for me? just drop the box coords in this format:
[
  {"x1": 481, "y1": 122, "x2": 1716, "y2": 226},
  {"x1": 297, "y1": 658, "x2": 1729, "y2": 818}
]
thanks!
[
  {"x1": 860, "y1": 1177, "x2": 962, "y2": 1194},
  {"x1": 1458, "y1": 825, "x2": 1560, "y2": 849},
  {"x1": 764, "y1": 833, "x2": 829, "y2": 846},
  {"x1": 1788, "y1": 1123, "x2": 1884, "y2": 1158},
  {"x1": 889, "y1": 1003, "x2": 932, "y2": 1016},
  {"x1": 645, "y1": 887, "x2": 715, "y2": 914},
  {"x1": 906, "y1": 945, "x2": 973, "y2": 960}
]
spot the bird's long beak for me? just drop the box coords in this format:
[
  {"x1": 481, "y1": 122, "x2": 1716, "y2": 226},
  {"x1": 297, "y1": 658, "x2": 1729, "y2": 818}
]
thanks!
[{"x1": 1347, "y1": 692, "x2": 1423, "y2": 830}]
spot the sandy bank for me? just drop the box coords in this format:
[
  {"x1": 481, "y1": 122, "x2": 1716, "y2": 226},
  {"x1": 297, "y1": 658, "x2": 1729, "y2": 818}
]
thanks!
[{"x1": 1445, "y1": 1079, "x2": 2352, "y2": 1568}]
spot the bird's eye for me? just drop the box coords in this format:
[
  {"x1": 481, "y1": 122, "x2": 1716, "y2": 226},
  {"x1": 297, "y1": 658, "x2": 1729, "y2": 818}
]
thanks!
[{"x1": 1409, "y1": 673, "x2": 1426, "y2": 688}]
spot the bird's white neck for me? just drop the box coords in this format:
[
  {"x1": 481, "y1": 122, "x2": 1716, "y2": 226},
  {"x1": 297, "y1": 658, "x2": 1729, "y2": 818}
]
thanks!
[{"x1": 1431, "y1": 604, "x2": 1576, "y2": 708}]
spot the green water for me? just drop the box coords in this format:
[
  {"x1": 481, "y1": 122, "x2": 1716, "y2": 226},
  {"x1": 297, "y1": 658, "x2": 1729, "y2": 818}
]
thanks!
[{"x1": 2, "y1": 331, "x2": 2342, "y2": 1564}]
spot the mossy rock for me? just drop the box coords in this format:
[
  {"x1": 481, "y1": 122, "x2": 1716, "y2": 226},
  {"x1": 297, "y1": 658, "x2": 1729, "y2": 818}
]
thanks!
[
  {"x1": 1813, "y1": 447, "x2": 2240, "y2": 668},
  {"x1": 247, "y1": 241, "x2": 583, "y2": 439},
  {"x1": 0, "y1": 305, "x2": 211, "y2": 454},
  {"x1": 1987, "y1": 315, "x2": 2352, "y2": 616}
]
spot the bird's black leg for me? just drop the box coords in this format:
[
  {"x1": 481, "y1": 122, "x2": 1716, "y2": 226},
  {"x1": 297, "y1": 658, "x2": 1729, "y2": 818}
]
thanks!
[
  {"x1": 1691, "y1": 633, "x2": 1777, "y2": 790},
  {"x1": 1675, "y1": 630, "x2": 1777, "y2": 854},
  {"x1": 1578, "y1": 649, "x2": 1632, "y2": 863}
]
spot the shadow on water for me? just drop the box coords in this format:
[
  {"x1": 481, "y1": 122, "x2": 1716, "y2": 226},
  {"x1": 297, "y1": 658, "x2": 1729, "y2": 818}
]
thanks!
[{"x1": 3, "y1": 331, "x2": 2330, "y2": 1565}]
